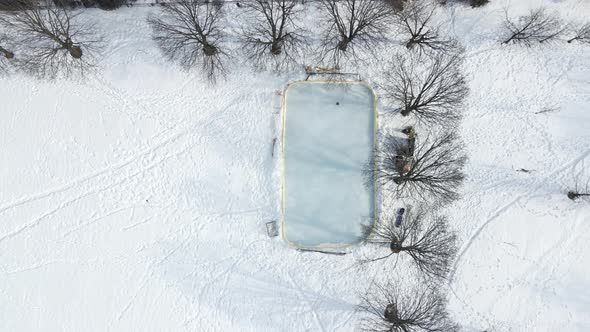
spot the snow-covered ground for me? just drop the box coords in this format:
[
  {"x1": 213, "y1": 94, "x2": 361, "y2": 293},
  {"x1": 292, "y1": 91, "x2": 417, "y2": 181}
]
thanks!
[{"x1": 1, "y1": 0, "x2": 589, "y2": 331}]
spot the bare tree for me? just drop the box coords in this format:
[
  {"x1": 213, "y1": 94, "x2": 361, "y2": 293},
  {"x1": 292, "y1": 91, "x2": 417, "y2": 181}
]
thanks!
[
  {"x1": 148, "y1": 0, "x2": 226, "y2": 82},
  {"x1": 359, "y1": 281, "x2": 459, "y2": 332},
  {"x1": 380, "y1": 53, "x2": 467, "y2": 125},
  {"x1": 318, "y1": 0, "x2": 393, "y2": 66},
  {"x1": 567, "y1": 175, "x2": 590, "y2": 201},
  {"x1": 395, "y1": 1, "x2": 457, "y2": 54},
  {"x1": 0, "y1": 0, "x2": 100, "y2": 78},
  {"x1": 567, "y1": 22, "x2": 590, "y2": 44},
  {"x1": 0, "y1": 41, "x2": 12, "y2": 59},
  {"x1": 0, "y1": 33, "x2": 14, "y2": 72},
  {"x1": 368, "y1": 131, "x2": 467, "y2": 205},
  {"x1": 242, "y1": 0, "x2": 305, "y2": 72},
  {"x1": 362, "y1": 205, "x2": 458, "y2": 280},
  {"x1": 502, "y1": 8, "x2": 564, "y2": 45}
]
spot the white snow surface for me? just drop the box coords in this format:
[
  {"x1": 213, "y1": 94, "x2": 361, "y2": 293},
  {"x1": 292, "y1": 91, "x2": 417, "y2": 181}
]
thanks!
[
  {"x1": 283, "y1": 82, "x2": 375, "y2": 249},
  {"x1": 1, "y1": 1, "x2": 590, "y2": 331}
]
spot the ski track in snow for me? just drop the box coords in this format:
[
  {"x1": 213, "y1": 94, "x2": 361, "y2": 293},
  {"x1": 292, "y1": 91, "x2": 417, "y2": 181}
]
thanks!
[
  {"x1": 449, "y1": 147, "x2": 590, "y2": 284},
  {"x1": 0, "y1": 92, "x2": 249, "y2": 245}
]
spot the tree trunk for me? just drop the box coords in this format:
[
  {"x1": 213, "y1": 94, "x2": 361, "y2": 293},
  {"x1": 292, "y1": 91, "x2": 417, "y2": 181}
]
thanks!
[
  {"x1": 203, "y1": 43, "x2": 218, "y2": 56},
  {"x1": 384, "y1": 303, "x2": 399, "y2": 323},
  {"x1": 69, "y1": 46, "x2": 83, "y2": 59},
  {"x1": 270, "y1": 41, "x2": 282, "y2": 55},
  {"x1": 390, "y1": 239, "x2": 402, "y2": 253},
  {"x1": 400, "y1": 105, "x2": 414, "y2": 116},
  {"x1": 337, "y1": 38, "x2": 349, "y2": 51},
  {"x1": 0, "y1": 46, "x2": 14, "y2": 59},
  {"x1": 568, "y1": 191, "x2": 590, "y2": 200}
]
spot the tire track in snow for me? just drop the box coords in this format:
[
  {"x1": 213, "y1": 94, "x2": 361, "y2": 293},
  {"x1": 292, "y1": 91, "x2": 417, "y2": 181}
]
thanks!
[
  {"x1": 449, "y1": 147, "x2": 590, "y2": 284},
  {"x1": 286, "y1": 273, "x2": 326, "y2": 332},
  {"x1": 115, "y1": 236, "x2": 192, "y2": 323}
]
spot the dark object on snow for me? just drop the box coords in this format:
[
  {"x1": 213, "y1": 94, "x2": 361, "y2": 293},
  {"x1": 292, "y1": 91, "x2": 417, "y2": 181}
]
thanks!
[
  {"x1": 271, "y1": 137, "x2": 277, "y2": 157},
  {"x1": 297, "y1": 248, "x2": 347, "y2": 255},
  {"x1": 568, "y1": 191, "x2": 590, "y2": 201},
  {"x1": 568, "y1": 23, "x2": 590, "y2": 44},
  {"x1": 401, "y1": 126, "x2": 413, "y2": 135},
  {"x1": 395, "y1": 208, "x2": 405, "y2": 227},
  {"x1": 266, "y1": 220, "x2": 279, "y2": 237},
  {"x1": 336, "y1": 102, "x2": 340, "y2": 105},
  {"x1": 468, "y1": 0, "x2": 489, "y2": 8},
  {"x1": 96, "y1": 0, "x2": 126, "y2": 10},
  {"x1": 404, "y1": 127, "x2": 416, "y2": 157}
]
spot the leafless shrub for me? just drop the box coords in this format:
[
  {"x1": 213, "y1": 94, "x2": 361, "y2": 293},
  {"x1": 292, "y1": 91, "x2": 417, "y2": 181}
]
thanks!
[
  {"x1": 368, "y1": 131, "x2": 467, "y2": 205},
  {"x1": 318, "y1": 0, "x2": 394, "y2": 66},
  {"x1": 380, "y1": 53, "x2": 467, "y2": 126},
  {"x1": 502, "y1": 8, "x2": 564, "y2": 45},
  {"x1": 241, "y1": 0, "x2": 305, "y2": 72},
  {"x1": 568, "y1": 22, "x2": 590, "y2": 44},
  {"x1": 358, "y1": 281, "x2": 460, "y2": 332},
  {"x1": 362, "y1": 205, "x2": 458, "y2": 280},
  {"x1": 0, "y1": 0, "x2": 100, "y2": 79},
  {"x1": 148, "y1": 0, "x2": 226, "y2": 82},
  {"x1": 395, "y1": 1, "x2": 458, "y2": 55}
]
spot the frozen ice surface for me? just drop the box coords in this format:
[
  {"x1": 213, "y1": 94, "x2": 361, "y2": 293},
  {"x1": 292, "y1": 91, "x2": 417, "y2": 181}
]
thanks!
[{"x1": 283, "y1": 82, "x2": 375, "y2": 248}]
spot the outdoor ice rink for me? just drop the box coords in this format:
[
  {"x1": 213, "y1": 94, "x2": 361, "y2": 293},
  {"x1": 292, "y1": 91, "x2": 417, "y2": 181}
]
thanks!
[{"x1": 282, "y1": 82, "x2": 376, "y2": 249}]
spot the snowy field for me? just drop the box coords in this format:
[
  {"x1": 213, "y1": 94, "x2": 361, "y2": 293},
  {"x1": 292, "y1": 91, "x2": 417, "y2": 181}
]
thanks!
[
  {"x1": 283, "y1": 82, "x2": 375, "y2": 249},
  {"x1": 1, "y1": 0, "x2": 590, "y2": 331}
]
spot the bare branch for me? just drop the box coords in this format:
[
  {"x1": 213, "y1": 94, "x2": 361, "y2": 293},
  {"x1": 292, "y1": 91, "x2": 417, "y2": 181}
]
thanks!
[
  {"x1": 0, "y1": 0, "x2": 101, "y2": 79},
  {"x1": 395, "y1": 1, "x2": 458, "y2": 55},
  {"x1": 567, "y1": 172, "x2": 590, "y2": 201},
  {"x1": 318, "y1": 0, "x2": 394, "y2": 66},
  {"x1": 148, "y1": 0, "x2": 227, "y2": 83},
  {"x1": 502, "y1": 8, "x2": 564, "y2": 45},
  {"x1": 358, "y1": 281, "x2": 460, "y2": 332},
  {"x1": 241, "y1": 0, "x2": 306, "y2": 72},
  {"x1": 362, "y1": 205, "x2": 458, "y2": 280},
  {"x1": 367, "y1": 131, "x2": 467, "y2": 205},
  {"x1": 567, "y1": 22, "x2": 590, "y2": 44},
  {"x1": 380, "y1": 52, "x2": 468, "y2": 126},
  {"x1": 0, "y1": 33, "x2": 15, "y2": 73}
]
